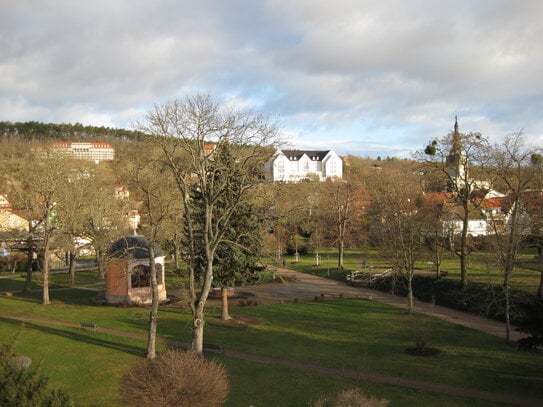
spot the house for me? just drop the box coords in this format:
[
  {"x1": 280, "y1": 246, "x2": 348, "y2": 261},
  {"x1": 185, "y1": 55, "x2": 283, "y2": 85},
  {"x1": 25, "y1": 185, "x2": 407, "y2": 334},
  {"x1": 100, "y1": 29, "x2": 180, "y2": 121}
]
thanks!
[
  {"x1": 0, "y1": 195, "x2": 30, "y2": 233},
  {"x1": 264, "y1": 149, "x2": 343, "y2": 182}
]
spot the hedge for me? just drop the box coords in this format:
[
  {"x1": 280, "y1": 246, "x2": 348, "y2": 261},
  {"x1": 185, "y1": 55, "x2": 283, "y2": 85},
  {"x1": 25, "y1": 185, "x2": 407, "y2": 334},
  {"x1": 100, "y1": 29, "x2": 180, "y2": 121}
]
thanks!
[{"x1": 369, "y1": 274, "x2": 536, "y2": 325}]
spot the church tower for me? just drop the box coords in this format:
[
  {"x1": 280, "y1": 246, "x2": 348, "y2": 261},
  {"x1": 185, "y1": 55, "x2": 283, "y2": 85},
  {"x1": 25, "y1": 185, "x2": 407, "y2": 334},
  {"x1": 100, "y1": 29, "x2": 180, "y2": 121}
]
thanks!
[{"x1": 445, "y1": 116, "x2": 468, "y2": 191}]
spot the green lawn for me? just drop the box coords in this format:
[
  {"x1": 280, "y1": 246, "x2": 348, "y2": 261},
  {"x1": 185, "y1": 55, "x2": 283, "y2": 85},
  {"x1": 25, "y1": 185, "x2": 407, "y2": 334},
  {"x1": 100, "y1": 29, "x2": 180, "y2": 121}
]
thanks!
[
  {"x1": 0, "y1": 281, "x2": 542, "y2": 406},
  {"x1": 273, "y1": 248, "x2": 543, "y2": 293}
]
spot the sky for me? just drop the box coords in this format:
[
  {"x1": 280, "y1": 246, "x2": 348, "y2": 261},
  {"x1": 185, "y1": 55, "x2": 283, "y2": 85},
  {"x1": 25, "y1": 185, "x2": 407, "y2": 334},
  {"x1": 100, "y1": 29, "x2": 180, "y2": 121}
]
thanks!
[{"x1": 1, "y1": 1, "x2": 543, "y2": 158}]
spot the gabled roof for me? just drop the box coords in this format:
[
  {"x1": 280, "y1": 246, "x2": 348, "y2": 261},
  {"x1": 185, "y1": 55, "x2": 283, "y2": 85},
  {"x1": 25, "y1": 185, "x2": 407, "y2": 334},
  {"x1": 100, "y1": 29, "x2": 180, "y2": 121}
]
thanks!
[{"x1": 280, "y1": 150, "x2": 331, "y2": 161}]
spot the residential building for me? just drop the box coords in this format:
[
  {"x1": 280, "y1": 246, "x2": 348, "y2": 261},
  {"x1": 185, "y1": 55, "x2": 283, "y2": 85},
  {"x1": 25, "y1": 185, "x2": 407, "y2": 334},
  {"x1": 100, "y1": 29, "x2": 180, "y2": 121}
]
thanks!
[{"x1": 264, "y1": 149, "x2": 343, "y2": 182}]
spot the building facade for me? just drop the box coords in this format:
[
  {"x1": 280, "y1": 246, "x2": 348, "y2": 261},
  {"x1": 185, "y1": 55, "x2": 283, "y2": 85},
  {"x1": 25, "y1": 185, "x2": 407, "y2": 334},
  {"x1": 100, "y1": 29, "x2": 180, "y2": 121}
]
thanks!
[
  {"x1": 53, "y1": 142, "x2": 115, "y2": 162},
  {"x1": 264, "y1": 149, "x2": 343, "y2": 182}
]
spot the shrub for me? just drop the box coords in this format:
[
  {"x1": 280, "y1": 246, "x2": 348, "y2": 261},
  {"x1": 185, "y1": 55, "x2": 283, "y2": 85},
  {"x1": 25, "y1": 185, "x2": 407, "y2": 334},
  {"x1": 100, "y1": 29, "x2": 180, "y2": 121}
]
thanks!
[
  {"x1": 120, "y1": 349, "x2": 229, "y2": 407},
  {"x1": 516, "y1": 298, "x2": 543, "y2": 351},
  {"x1": 310, "y1": 388, "x2": 389, "y2": 407}
]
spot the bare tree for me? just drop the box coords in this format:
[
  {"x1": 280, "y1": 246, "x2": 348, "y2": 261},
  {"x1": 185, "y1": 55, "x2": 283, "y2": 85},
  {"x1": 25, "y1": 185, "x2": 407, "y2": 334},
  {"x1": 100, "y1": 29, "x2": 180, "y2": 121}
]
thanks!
[
  {"x1": 4, "y1": 146, "x2": 73, "y2": 304},
  {"x1": 370, "y1": 169, "x2": 426, "y2": 312},
  {"x1": 488, "y1": 133, "x2": 543, "y2": 341},
  {"x1": 327, "y1": 181, "x2": 356, "y2": 269},
  {"x1": 421, "y1": 118, "x2": 490, "y2": 288},
  {"x1": 119, "y1": 141, "x2": 178, "y2": 359},
  {"x1": 140, "y1": 95, "x2": 279, "y2": 354}
]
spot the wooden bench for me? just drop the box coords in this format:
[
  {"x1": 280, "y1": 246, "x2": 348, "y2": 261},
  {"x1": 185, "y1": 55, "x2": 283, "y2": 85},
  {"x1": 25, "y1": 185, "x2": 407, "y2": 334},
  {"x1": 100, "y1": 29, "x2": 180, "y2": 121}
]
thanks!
[{"x1": 79, "y1": 322, "x2": 97, "y2": 332}]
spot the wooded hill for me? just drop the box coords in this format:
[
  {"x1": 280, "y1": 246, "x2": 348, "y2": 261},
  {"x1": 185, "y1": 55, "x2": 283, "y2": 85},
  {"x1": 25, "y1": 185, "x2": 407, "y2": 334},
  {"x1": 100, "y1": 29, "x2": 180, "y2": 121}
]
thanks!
[{"x1": 0, "y1": 121, "x2": 145, "y2": 142}]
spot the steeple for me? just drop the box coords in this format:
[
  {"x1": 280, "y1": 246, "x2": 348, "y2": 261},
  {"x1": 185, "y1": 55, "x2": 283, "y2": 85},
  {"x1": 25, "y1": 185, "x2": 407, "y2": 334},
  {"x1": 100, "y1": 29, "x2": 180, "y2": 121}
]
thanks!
[
  {"x1": 454, "y1": 115, "x2": 459, "y2": 135},
  {"x1": 446, "y1": 115, "x2": 467, "y2": 191}
]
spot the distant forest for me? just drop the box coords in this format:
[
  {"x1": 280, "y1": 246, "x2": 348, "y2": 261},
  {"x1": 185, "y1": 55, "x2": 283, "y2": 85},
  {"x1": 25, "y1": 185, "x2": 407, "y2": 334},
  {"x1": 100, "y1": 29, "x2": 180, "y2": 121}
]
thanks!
[{"x1": 0, "y1": 121, "x2": 144, "y2": 141}]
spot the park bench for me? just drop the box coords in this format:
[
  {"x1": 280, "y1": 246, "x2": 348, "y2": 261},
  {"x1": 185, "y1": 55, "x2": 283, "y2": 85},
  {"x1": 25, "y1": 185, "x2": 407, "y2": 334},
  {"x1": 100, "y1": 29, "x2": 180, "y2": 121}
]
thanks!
[{"x1": 79, "y1": 322, "x2": 97, "y2": 332}]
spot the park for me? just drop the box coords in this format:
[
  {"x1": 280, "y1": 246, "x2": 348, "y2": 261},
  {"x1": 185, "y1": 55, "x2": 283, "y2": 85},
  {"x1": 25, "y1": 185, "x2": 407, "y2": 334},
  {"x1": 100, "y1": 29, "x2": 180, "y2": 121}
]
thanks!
[{"x1": 1, "y1": 248, "x2": 542, "y2": 406}]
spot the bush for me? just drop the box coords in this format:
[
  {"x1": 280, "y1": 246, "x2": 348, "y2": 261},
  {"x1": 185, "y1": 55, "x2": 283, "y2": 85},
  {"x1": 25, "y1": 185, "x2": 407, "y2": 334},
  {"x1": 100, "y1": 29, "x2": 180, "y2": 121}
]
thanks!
[
  {"x1": 120, "y1": 349, "x2": 229, "y2": 407},
  {"x1": 311, "y1": 388, "x2": 389, "y2": 407},
  {"x1": 516, "y1": 298, "x2": 543, "y2": 351}
]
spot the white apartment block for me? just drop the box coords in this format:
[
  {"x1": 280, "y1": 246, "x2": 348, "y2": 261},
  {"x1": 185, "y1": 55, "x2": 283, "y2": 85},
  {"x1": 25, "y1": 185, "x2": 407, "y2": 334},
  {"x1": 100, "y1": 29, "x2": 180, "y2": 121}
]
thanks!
[
  {"x1": 53, "y1": 142, "x2": 115, "y2": 163},
  {"x1": 264, "y1": 149, "x2": 343, "y2": 182}
]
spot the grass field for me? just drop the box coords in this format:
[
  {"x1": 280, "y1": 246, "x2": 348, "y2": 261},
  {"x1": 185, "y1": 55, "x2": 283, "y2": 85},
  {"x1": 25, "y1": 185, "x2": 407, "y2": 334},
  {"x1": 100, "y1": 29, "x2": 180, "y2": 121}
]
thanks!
[{"x1": 1, "y1": 276, "x2": 542, "y2": 406}]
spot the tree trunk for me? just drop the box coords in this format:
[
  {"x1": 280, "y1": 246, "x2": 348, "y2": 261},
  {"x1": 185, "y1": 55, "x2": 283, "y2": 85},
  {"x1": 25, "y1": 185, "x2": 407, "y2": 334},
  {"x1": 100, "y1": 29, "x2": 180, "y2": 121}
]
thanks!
[
  {"x1": 67, "y1": 249, "x2": 76, "y2": 286},
  {"x1": 42, "y1": 245, "x2": 50, "y2": 305},
  {"x1": 434, "y1": 238, "x2": 442, "y2": 279},
  {"x1": 23, "y1": 236, "x2": 34, "y2": 294},
  {"x1": 192, "y1": 302, "x2": 206, "y2": 354},
  {"x1": 221, "y1": 287, "x2": 232, "y2": 320},
  {"x1": 459, "y1": 214, "x2": 469, "y2": 289},
  {"x1": 173, "y1": 242, "x2": 181, "y2": 272},
  {"x1": 146, "y1": 247, "x2": 159, "y2": 360},
  {"x1": 407, "y1": 269, "x2": 414, "y2": 313},
  {"x1": 337, "y1": 236, "x2": 345, "y2": 270},
  {"x1": 191, "y1": 259, "x2": 214, "y2": 355},
  {"x1": 96, "y1": 249, "x2": 106, "y2": 280}
]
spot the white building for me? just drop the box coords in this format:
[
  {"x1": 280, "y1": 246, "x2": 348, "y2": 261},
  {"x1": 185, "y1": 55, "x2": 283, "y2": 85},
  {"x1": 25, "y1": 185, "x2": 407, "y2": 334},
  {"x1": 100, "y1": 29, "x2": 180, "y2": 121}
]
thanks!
[
  {"x1": 52, "y1": 142, "x2": 115, "y2": 163},
  {"x1": 264, "y1": 149, "x2": 343, "y2": 182}
]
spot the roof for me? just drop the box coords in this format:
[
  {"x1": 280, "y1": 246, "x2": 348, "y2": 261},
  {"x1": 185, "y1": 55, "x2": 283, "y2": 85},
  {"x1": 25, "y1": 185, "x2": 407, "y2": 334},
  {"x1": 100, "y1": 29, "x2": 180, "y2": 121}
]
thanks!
[
  {"x1": 280, "y1": 150, "x2": 331, "y2": 161},
  {"x1": 108, "y1": 235, "x2": 163, "y2": 259},
  {"x1": 53, "y1": 142, "x2": 113, "y2": 148},
  {"x1": 479, "y1": 197, "x2": 506, "y2": 210},
  {"x1": 422, "y1": 192, "x2": 457, "y2": 205}
]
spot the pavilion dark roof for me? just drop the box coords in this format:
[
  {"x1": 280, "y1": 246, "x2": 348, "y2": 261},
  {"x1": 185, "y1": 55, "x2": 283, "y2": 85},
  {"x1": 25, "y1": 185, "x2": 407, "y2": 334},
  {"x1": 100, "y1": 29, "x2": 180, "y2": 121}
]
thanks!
[{"x1": 109, "y1": 235, "x2": 163, "y2": 259}]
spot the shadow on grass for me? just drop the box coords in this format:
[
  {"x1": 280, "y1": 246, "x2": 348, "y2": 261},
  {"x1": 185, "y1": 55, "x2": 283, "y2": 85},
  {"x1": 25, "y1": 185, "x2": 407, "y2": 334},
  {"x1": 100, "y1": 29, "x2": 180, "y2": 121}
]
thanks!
[
  {"x1": 6, "y1": 287, "x2": 102, "y2": 306},
  {"x1": 0, "y1": 317, "x2": 146, "y2": 357}
]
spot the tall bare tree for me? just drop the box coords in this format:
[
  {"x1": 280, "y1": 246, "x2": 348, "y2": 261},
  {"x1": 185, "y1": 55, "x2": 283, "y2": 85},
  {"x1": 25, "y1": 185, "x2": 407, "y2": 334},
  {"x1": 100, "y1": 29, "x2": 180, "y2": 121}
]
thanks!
[
  {"x1": 140, "y1": 95, "x2": 278, "y2": 354},
  {"x1": 370, "y1": 169, "x2": 426, "y2": 312},
  {"x1": 488, "y1": 133, "x2": 543, "y2": 341},
  {"x1": 421, "y1": 118, "x2": 490, "y2": 288}
]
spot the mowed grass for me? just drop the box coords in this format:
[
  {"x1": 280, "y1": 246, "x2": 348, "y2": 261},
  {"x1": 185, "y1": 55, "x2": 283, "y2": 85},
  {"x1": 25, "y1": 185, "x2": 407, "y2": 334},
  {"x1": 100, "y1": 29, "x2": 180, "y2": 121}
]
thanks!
[
  {"x1": 276, "y1": 248, "x2": 543, "y2": 292},
  {"x1": 0, "y1": 319, "x2": 504, "y2": 407},
  {"x1": 1, "y1": 279, "x2": 542, "y2": 406}
]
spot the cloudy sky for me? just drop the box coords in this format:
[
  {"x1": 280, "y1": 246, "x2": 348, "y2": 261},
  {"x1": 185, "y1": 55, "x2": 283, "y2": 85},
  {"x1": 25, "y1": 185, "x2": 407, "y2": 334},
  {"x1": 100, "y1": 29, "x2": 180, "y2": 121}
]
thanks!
[{"x1": 1, "y1": 1, "x2": 542, "y2": 158}]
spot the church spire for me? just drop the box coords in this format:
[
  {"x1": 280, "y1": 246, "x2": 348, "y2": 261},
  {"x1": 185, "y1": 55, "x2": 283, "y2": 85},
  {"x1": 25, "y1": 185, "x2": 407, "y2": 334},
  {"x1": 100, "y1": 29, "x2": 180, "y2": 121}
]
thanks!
[{"x1": 454, "y1": 115, "x2": 459, "y2": 135}]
